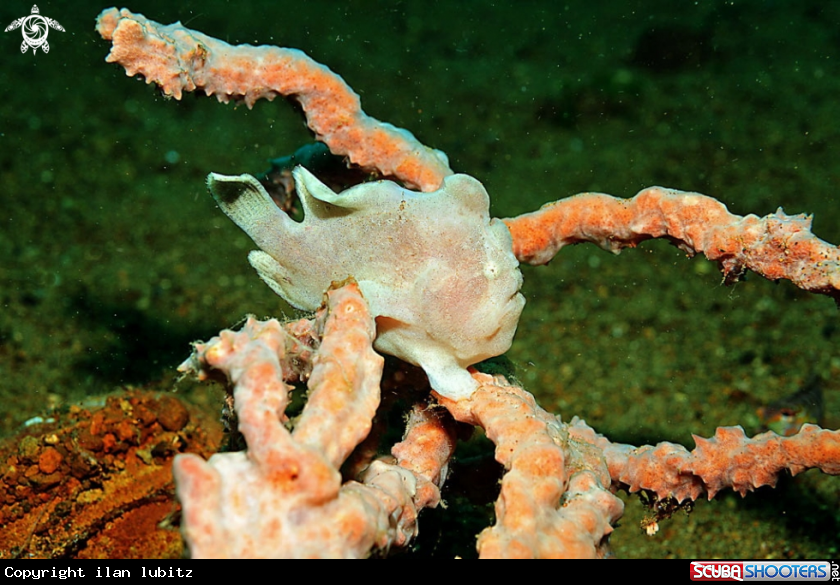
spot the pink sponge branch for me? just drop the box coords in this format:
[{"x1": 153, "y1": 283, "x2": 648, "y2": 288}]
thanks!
[
  {"x1": 292, "y1": 285, "x2": 383, "y2": 468},
  {"x1": 437, "y1": 373, "x2": 624, "y2": 559},
  {"x1": 96, "y1": 8, "x2": 452, "y2": 192},
  {"x1": 173, "y1": 283, "x2": 449, "y2": 558},
  {"x1": 98, "y1": 7, "x2": 840, "y2": 557},
  {"x1": 504, "y1": 187, "x2": 840, "y2": 301},
  {"x1": 572, "y1": 421, "x2": 840, "y2": 503}
]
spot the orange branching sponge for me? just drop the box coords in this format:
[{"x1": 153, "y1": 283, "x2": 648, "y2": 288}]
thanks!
[
  {"x1": 437, "y1": 372, "x2": 624, "y2": 559},
  {"x1": 173, "y1": 282, "x2": 453, "y2": 558},
  {"x1": 100, "y1": 7, "x2": 840, "y2": 559},
  {"x1": 504, "y1": 187, "x2": 840, "y2": 301},
  {"x1": 585, "y1": 423, "x2": 840, "y2": 503},
  {"x1": 95, "y1": 8, "x2": 452, "y2": 192}
]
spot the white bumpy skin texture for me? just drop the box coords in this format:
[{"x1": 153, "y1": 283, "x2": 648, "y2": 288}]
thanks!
[{"x1": 207, "y1": 167, "x2": 525, "y2": 399}]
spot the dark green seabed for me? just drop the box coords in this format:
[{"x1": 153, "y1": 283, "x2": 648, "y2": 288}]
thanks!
[{"x1": 1, "y1": 0, "x2": 837, "y2": 558}]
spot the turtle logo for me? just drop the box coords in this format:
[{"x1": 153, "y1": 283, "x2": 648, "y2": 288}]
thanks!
[{"x1": 5, "y1": 5, "x2": 64, "y2": 54}]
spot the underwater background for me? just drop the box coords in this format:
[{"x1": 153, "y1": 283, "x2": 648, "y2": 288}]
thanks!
[{"x1": 0, "y1": 0, "x2": 838, "y2": 558}]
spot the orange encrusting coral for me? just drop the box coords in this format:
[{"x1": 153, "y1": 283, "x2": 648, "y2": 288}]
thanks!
[{"x1": 0, "y1": 391, "x2": 222, "y2": 559}]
